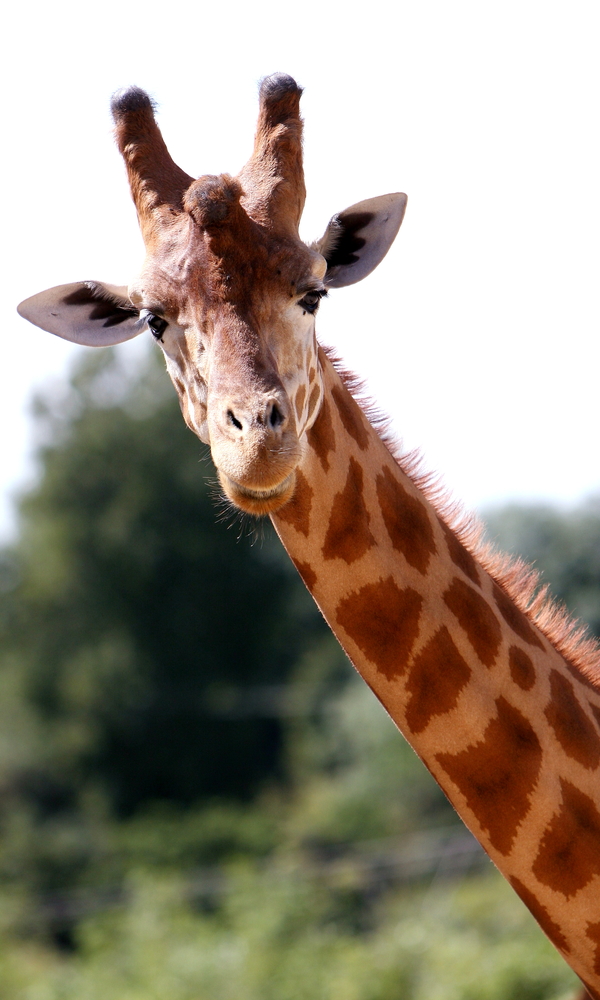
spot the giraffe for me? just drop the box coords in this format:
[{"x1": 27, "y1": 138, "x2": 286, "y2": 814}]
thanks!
[{"x1": 17, "y1": 74, "x2": 600, "y2": 996}]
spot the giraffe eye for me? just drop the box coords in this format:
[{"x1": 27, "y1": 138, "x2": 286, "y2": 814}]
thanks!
[
  {"x1": 298, "y1": 290, "x2": 325, "y2": 314},
  {"x1": 143, "y1": 311, "x2": 168, "y2": 340}
]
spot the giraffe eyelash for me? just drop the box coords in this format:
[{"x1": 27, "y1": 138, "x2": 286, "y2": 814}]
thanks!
[{"x1": 298, "y1": 289, "x2": 327, "y2": 314}]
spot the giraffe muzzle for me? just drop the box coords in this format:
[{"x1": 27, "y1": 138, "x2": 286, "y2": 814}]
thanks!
[
  {"x1": 207, "y1": 392, "x2": 301, "y2": 514},
  {"x1": 218, "y1": 469, "x2": 297, "y2": 515}
]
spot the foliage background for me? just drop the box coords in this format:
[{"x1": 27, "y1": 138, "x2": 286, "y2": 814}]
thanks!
[{"x1": 0, "y1": 345, "x2": 595, "y2": 997}]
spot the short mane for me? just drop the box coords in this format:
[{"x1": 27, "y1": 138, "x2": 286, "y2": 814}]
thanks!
[{"x1": 322, "y1": 343, "x2": 600, "y2": 690}]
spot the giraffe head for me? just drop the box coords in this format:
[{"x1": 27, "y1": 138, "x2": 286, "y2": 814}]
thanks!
[{"x1": 18, "y1": 75, "x2": 406, "y2": 514}]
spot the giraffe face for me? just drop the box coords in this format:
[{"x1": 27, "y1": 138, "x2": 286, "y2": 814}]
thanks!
[
  {"x1": 17, "y1": 74, "x2": 406, "y2": 516},
  {"x1": 127, "y1": 186, "x2": 327, "y2": 514}
]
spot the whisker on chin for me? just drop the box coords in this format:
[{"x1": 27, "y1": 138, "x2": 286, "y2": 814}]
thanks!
[{"x1": 210, "y1": 480, "x2": 263, "y2": 542}]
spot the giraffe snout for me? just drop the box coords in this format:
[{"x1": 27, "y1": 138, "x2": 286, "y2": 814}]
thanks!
[
  {"x1": 224, "y1": 396, "x2": 290, "y2": 439},
  {"x1": 207, "y1": 390, "x2": 300, "y2": 511}
]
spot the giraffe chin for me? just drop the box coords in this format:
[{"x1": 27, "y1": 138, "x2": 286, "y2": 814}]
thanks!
[{"x1": 218, "y1": 470, "x2": 296, "y2": 516}]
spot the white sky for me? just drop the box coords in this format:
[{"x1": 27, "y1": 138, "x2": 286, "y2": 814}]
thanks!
[{"x1": 4, "y1": 0, "x2": 600, "y2": 540}]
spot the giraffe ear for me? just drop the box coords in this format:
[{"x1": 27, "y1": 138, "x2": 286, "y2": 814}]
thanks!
[
  {"x1": 315, "y1": 193, "x2": 407, "y2": 289},
  {"x1": 17, "y1": 282, "x2": 144, "y2": 346}
]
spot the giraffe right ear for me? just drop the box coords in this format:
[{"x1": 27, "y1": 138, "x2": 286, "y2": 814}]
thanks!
[
  {"x1": 315, "y1": 193, "x2": 407, "y2": 289},
  {"x1": 17, "y1": 281, "x2": 144, "y2": 346}
]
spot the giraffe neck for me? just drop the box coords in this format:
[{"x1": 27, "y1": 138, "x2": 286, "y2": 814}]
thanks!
[{"x1": 272, "y1": 347, "x2": 600, "y2": 998}]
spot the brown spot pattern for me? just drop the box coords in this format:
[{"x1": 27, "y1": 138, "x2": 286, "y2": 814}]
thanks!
[
  {"x1": 436, "y1": 697, "x2": 542, "y2": 855},
  {"x1": 545, "y1": 669, "x2": 600, "y2": 770},
  {"x1": 291, "y1": 557, "x2": 317, "y2": 591},
  {"x1": 405, "y1": 626, "x2": 472, "y2": 734},
  {"x1": 275, "y1": 469, "x2": 313, "y2": 536},
  {"x1": 376, "y1": 466, "x2": 437, "y2": 574},
  {"x1": 533, "y1": 779, "x2": 600, "y2": 898},
  {"x1": 508, "y1": 876, "x2": 569, "y2": 952},
  {"x1": 509, "y1": 646, "x2": 536, "y2": 691},
  {"x1": 307, "y1": 397, "x2": 335, "y2": 472},
  {"x1": 493, "y1": 583, "x2": 544, "y2": 650},
  {"x1": 336, "y1": 576, "x2": 423, "y2": 680},
  {"x1": 331, "y1": 384, "x2": 369, "y2": 450},
  {"x1": 443, "y1": 577, "x2": 502, "y2": 667},
  {"x1": 586, "y1": 922, "x2": 600, "y2": 976},
  {"x1": 306, "y1": 383, "x2": 320, "y2": 422},
  {"x1": 322, "y1": 457, "x2": 375, "y2": 564},
  {"x1": 564, "y1": 659, "x2": 600, "y2": 693},
  {"x1": 440, "y1": 521, "x2": 480, "y2": 585},
  {"x1": 294, "y1": 384, "x2": 306, "y2": 421}
]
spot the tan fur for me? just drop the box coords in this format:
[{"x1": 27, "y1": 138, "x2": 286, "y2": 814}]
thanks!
[
  {"x1": 17, "y1": 76, "x2": 600, "y2": 999},
  {"x1": 324, "y1": 348, "x2": 600, "y2": 689}
]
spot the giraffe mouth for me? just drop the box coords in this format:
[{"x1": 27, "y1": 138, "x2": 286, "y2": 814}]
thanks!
[{"x1": 218, "y1": 470, "x2": 296, "y2": 515}]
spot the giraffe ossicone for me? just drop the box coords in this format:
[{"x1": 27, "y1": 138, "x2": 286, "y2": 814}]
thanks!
[{"x1": 17, "y1": 74, "x2": 600, "y2": 998}]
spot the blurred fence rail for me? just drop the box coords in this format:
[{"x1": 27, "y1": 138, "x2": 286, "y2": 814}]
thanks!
[{"x1": 38, "y1": 825, "x2": 489, "y2": 924}]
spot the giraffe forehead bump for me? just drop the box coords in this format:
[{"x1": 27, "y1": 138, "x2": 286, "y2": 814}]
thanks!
[{"x1": 183, "y1": 174, "x2": 244, "y2": 228}]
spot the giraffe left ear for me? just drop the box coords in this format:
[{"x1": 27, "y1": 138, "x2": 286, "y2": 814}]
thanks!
[
  {"x1": 314, "y1": 193, "x2": 407, "y2": 288},
  {"x1": 17, "y1": 282, "x2": 143, "y2": 346}
]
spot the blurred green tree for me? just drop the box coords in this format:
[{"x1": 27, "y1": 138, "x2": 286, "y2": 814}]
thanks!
[{"x1": 0, "y1": 346, "x2": 338, "y2": 821}]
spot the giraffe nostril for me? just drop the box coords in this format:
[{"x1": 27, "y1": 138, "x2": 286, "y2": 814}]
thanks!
[
  {"x1": 269, "y1": 402, "x2": 285, "y2": 429},
  {"x1": 227, "y1": 409, "x2": 243, "y2": 430}
]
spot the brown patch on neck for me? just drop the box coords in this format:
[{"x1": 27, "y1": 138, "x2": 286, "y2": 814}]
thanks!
[
  {"x1": 443, "y1": 578, "x2": 502, "y2": 667},
  {"x1": 564, "y1": 658, "x2": 600, "y2": 693},
  {"x1": 306, "y1": 383, "x2": 321, "y2": 422},
  {"x1": 440, "y1": 521, "x2": 481, "y2": 586},
  {"x1": 509, "y1": 646, "x2": 536, "y2": 691},
  {"x1": 509, "y1": 876, "x2": 569, "y2": 953},
  {"x1": 590, "y1": 704, "x2": 600, "y2": 731},
  {"x1": 436, "y1": 697, "x2": 542, "y2": 856},
  {"x1": 533, "y1": 779, "x2": 600, "y2": 897},
  {"x1": 307, "y1": 397, "x2": 336, "y2": 472},
  {"x1": 331, "y1": 384, "x2": 369, "y2": 450},
  {"x1": 322, "y1": 458, "x2": 375, "y2": 564},
  {"x1": 586, "y1": 923, "x2": 600, "y2": 978},
  {"x1": 493, "y1": 583, "x2": 545, "y2": 650},
  {"x1": 291, "y1": 557, "x2": 318, "y2": 591},
  {"x1": 275, "y1": 469, "x2": 313, "y2": 537},
  {"x1": 294, "y1": 384, "x2": 306, "y2": 422},
  {"x1": 405, "y1": 626, "x2": 471, "y2": 734},
  {"x1": 544, "y1": 670, "x2": 600, "y2": 770},
  {"x1": 376, "y1": 466, "x2": 437, "y2": 574},
  {"x1": 336, "y1": 577, "x2": 423, "y2": 680}
]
